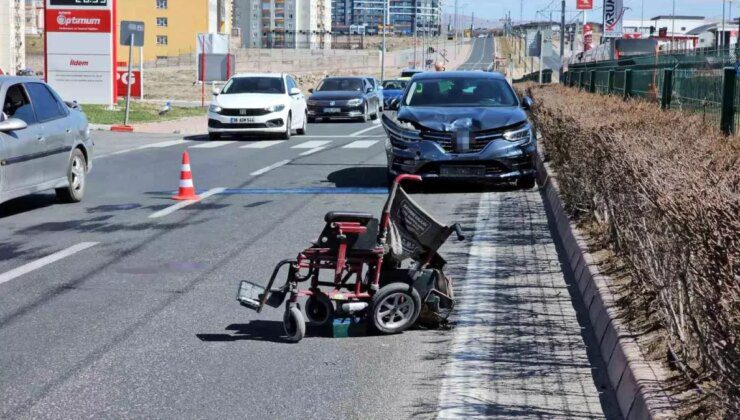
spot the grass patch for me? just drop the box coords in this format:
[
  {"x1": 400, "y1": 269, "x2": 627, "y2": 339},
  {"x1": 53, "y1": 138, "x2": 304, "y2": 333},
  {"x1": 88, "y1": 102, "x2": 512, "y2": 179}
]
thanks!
[{"x1": 82, "y1": 100, "x2": 205, "y2": 125}]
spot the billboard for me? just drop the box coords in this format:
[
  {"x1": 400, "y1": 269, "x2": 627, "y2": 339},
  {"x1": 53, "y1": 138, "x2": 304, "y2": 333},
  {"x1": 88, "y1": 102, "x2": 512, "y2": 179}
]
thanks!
[
  {"x1": 576, "y1": 0, "x2": 593, "y2": 10},
  {"x1": 603, "y1": 0, "x2": 625, "y2": 38},
  {"x1": 44, "y1": 0, "x2": 117, "y2": 105},
  {"x1": 583, "y1": 24, "x2": 594, "y2": 51}
]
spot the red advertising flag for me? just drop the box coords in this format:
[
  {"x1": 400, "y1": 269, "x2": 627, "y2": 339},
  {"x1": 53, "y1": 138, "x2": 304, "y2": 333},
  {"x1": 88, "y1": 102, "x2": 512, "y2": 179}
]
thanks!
[{"x1": 576, "y1": 0, "x2": 593, "y2": 10}]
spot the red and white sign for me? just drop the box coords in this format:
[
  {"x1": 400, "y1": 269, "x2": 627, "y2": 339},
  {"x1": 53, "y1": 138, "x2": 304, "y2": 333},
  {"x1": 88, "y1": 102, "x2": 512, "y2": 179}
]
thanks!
[
  {"x1": 623, "y1": 33, "x2": 642, "y2": 39},
  {"x1": 44, "y1": 1, "x2": 117, "y2": 105},
  {"x1": 583, "y1": 23, "x2": 594, "y2": 51},
  {"x1": 116, "y1": 70, "x2": 141, "y2": 98},
  {"x1": 576, "y1": 0, "x2": 593, "y2": 10}
]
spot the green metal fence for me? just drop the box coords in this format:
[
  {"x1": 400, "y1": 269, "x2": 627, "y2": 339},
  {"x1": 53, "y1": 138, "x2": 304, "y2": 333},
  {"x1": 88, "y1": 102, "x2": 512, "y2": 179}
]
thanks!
[{"x1": 562, "y1": 48, "x2": 740, "y2": 134}]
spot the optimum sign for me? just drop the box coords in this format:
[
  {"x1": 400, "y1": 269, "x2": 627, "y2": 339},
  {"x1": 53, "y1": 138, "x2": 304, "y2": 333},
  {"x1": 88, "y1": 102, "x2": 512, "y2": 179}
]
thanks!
[{"x1": 44, "y1": 0, "x2": 118, "y2": 104}]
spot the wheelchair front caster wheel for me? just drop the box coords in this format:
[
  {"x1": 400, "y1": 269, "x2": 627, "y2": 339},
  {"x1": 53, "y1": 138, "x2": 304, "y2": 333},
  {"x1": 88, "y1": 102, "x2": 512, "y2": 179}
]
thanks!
[
  {"x1": 283, "y1": 305, "x2": 306, "y2": 343},
  {"x1": 305, "y1": 294, "x2": 334, "y2": 326}
]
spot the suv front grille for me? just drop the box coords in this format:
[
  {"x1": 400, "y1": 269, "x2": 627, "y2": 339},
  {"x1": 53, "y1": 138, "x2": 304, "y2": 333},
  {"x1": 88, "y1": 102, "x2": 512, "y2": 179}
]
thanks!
[{"x1": 421, "y1": 128, "x2": 505, "y2": 153}]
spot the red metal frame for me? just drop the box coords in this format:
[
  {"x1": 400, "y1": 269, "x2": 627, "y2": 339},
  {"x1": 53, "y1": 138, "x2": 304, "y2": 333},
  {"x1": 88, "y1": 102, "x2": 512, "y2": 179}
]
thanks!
[{"x1": 284, "y1": 175, "x2": 421, "y2": 305}]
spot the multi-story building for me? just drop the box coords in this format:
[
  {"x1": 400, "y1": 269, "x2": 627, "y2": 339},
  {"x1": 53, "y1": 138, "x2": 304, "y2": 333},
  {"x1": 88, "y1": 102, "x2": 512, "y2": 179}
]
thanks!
[
  {"x1": 332, "y1": 0, "x2": 441, "y2": 36},
  {"x1": 235, "y1": 0, "x2": 331, "y2": 48},
  {"x1": 117, "y1": 0, "x2": 233, "y2": 63},
  {"x1": 0, "y1": 0, "x2": 24, "y2": 75},
  {"x1": 24, "y1": 0, "x2": 42, "y2": 35}
]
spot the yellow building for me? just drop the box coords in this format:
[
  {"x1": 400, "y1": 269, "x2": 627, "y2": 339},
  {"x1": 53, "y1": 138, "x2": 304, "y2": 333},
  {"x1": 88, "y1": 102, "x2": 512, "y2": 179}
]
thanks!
[{"x1": 117, "y1": 0, "x2": 232, "y2": 63}]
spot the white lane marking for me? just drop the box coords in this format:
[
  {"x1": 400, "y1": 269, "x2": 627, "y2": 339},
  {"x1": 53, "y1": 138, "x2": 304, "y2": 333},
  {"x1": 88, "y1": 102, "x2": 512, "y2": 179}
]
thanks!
[
  {"x1": 240, "y1": 140, "x2": 285, "y2": 149},
  {"x1": 342, "y1": 140, "x2": 379, "y2": 149},
  {"x1": 300, "y1": 135, "x2": 385, "y2": 138},
  {"x1": 298, "y1": 147, "x2": 326, "y2": 157},
  {"x1": 437, "y1": 193, "x2": 499, "y2": 416},
  {"x1": 149, "y1": 187, "x2": 225, "y2": 219},
  {"x1": 189, "y1": 141, "x2": 236, "y2": 149},
  {"x1": 373, "y1": 118, "x2": 381, "y2": 125},
  {"x1": 0, "y1": 242, "x2": 99, "y2": 286},
  {"x1": 291, "y1": 140, "x2": 331, "y2": 149},
  {"x1": 350, "y1": 124, "x2": 383, "y2": 137},
  {"x1": 250, "y1": 159, "x2": 291, "y2": 176},
  {"x1": 97, "y1": 140, "x2": 192, "y2": 158}
]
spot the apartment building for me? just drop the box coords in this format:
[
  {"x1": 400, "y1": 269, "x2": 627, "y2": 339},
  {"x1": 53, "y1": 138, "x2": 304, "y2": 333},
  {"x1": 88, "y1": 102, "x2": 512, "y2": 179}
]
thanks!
[
  {"x1": 24, "y1": 0, "x2": 42, "y2": 35},
  {"x1": 332, "y1": 0, "x2": 441, "y2": 36},
  {"x1": 117, "y1": 0, "x2": 233, "y2": 62},
  {"x1": 0, "y1": 0, "x2": 25, "y2": 75},
  {"x1": 235, "y1": 0, "x2": 331, "y2": 48}
]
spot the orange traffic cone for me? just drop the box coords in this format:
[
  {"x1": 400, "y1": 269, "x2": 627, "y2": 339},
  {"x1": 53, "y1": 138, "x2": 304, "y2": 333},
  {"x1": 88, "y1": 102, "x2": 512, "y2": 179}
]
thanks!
[{"x1": 172, "y1": 151, "x2": 199, "y2": 200}]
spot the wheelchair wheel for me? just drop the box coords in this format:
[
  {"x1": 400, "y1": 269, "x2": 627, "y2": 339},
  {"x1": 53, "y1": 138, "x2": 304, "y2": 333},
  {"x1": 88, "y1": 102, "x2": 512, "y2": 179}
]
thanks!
[
  {"x1": 305, "y1": 293, "x2": 333, "y2": 326},
  {"x1": 283, "y1": 305, "x2": 306, "y2": 343},
  {"x1": 371, "y1": 282, "x2": 421, "y2": 334}
]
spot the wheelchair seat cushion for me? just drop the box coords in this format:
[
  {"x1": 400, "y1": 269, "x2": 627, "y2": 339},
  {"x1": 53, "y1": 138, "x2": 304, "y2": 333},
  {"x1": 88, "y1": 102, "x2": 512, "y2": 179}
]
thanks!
[{"x1": 324, "y1": 211, "x2": 374, "y2": 224}]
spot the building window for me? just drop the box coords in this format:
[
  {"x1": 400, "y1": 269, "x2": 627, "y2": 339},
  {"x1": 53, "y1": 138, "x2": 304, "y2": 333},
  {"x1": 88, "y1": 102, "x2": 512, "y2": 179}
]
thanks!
[
  {"x1": 156, "y1": 17, "x2": 168, "y2": 27},
  {"x1": 156, "y1": 0, "x2": 167, "y2": 9},
  {"x1": 156, "y1": 35, "x2": 168, "y2": 45}
]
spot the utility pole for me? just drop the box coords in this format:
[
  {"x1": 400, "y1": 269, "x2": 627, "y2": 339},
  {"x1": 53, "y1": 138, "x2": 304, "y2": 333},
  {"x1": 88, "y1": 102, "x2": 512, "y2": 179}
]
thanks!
[
  {"x1": 559, "y1": 0, "x2": 565, "y2": 58},
  {"x1": 723, "y1": 0, "x2": 727, "y2": 49},
  {"x1": 381, "y1": 0, "x2": 387, "y2": 81}
]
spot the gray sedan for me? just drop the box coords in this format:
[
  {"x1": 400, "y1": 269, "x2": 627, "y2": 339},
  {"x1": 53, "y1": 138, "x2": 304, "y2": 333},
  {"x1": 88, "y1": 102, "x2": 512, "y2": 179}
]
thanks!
[{"x1": 0, "y1": 76, "x2": 93, "y2": 205}]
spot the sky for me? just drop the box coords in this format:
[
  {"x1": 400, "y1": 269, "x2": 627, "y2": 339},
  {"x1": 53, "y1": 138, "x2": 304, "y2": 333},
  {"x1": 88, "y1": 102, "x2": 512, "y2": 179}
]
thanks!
[{"x1": 443, "y1": 0, "x2": 728, "y2": 23}]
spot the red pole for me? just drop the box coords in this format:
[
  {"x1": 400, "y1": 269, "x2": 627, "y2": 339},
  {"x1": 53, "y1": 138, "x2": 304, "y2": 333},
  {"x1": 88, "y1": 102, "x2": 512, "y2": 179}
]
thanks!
[{"x1": 201, "y1": 35, "x2": 206, "y2": 108}]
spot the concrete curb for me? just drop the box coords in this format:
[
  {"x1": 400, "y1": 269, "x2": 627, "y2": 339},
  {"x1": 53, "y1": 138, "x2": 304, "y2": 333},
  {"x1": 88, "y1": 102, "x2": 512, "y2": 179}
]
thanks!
[{"x1": 536, "y1": 154, "x2": 675, "y2": 420}]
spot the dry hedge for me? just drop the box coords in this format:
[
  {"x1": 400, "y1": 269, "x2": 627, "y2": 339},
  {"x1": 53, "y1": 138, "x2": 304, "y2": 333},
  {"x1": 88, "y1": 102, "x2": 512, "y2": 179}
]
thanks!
[{"x1": 523, "y1": 84, "x2": 740, "y2": 412}]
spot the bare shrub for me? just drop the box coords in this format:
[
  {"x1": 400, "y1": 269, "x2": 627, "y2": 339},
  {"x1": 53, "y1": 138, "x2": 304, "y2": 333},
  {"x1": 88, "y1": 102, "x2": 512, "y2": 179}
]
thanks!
[{"x1": 523, "y1": 84, "x2": 740, "y2": 413}]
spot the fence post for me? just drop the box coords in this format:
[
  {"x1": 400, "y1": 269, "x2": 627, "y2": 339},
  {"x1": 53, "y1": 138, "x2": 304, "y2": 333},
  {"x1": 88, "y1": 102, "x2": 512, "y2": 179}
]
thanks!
[
  {"x1": 608, "y1": 70, "x2": 615, "y2": 94},
  {"x1": 623, "y1": 69, "x2": 632, "y2": 100},
  {"x1": 720, "y1": 66, "x2": 736, "y2": 135},
  {"x1": 579, "y1": 71, "x2": 585, "y2": 90},
  {"x1": 589, "y1": 70, "x2": 596, "y2": 93},
  {"x1": 661, "y1": 69, "x2": 673, "y2": 110}
]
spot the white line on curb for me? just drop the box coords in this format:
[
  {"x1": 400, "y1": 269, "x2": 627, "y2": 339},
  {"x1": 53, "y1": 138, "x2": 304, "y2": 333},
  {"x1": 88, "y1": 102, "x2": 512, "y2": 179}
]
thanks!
[
  {"x1": 0, "y1": 242, "x2": 100, "y2": 286},
  {"x1": 437, "y1": 193, "x2": 499, "y2": 417},
  {"x1": 350, "y1": 124, "x2": 383, "y2": 137},
  {"x1": 298, "y1": 147, "x2": 326, "y2": 157},
  {"x1": 149, "y1": 187, "x2": 225, "y2": 219},
  {"x1": 250, "y1": 159, "x2": 291, "y2": 176}
]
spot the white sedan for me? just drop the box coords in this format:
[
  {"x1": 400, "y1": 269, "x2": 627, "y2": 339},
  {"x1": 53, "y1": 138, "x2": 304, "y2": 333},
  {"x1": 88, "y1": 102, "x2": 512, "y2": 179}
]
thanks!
[{"x1": 208, "y1": 73, "x2": 307, "y2": 140}]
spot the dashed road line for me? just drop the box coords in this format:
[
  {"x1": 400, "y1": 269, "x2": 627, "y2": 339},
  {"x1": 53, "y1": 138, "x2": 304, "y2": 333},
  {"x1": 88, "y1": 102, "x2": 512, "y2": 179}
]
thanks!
[
  {"x1": 250, "y1": 159, "x2": 292, "y2": 176},
  {"x1": 189, "y1": 141, "x2": 236, "y2": 149},
  {"x1": 239, "y1": 140, "x2": 285, "y2": 149},
  {"x1": 291, "y1": 140, "x2": 331, "y2": 149},
  {"x1": 342, "y1": 140, "x2": 379, "y2": 149},
  {"x1": 97, "y1": 140, "x2": 192, "y2": 159},
  {"x1": 350, "y1": 124, "x2": 383, "y2": 137},
  {"x1": 0, "y1": 242, "x2": 100, "y2": 286},
  {"x1": 298, "y1": 147, "x2": 327, "y2": 157},
  {"x1": 149, "y1": 187, "x2": 225, "y2": 219}
]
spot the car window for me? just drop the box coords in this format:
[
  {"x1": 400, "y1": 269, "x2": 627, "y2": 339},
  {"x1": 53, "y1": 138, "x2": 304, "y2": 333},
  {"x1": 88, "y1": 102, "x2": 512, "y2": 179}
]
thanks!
[
  {"x1": 2, "y1": 84, "x2": 37, "y2": 126},
  {"x1": 26, "y1": 82, "x2": 66, "y2": 122},
  {"x1": 286, "y1": 77, "x2": 297, "y2": 91},
  {"x1": 404, "y1": 78, "x2": 519, "y2": 107},
  {"x1": 381, "y1": 80, "x2": 408, "y2": 90},
  {"x1": 317, "y1": 78, "x2": 363, "y2": 92},
  {"x1": 222, "y1": 77, "x2": 285, "y2": 94}
]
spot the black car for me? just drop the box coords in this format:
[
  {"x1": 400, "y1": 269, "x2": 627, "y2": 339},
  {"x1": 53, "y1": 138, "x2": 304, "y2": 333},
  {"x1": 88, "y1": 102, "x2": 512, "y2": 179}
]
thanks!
[
  {"x1": 382, "y1": 71, "x2": 537, "y2": 188},
  {"x1": 307, "y1": 77, "x2": 381, "y2": 122}
]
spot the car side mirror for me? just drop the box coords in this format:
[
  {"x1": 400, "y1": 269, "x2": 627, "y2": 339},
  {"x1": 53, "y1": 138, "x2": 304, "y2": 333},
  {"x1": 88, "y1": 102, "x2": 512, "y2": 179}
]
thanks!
[
  {"x1": 289, "y1": 87, "x2": 301, "y2": 96},
  {"x1": 0, "y1": 118, "x2": 28, "y2": 133},
  {"x1": 366, "y1": 87, "x2": 373, "y2": 93},
  {"x1": 212, "y1": 87, "x2": 220, "y2": 96},
  {"x1": 521, "y1": 96, "x2": 533, "y2": 110},
  {"x1": 387, "y1": 98, "x2": 400, "y2": 111},
  {"x1": 308, "y1": 88, "x2": 314, "y2": 94}
]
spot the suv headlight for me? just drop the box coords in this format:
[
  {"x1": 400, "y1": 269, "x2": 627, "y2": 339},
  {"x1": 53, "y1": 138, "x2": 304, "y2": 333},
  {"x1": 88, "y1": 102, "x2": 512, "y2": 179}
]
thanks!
[
  {"x1": 208, "y1": 104, "x2": 222, "y2": 113},
  {"x1": 503, "y1": 125, "x2": 532, "y2": 143},
  {"x1": 346, "y1": 98, "x2": 363, "y2": 107},
  {"x1": 265, "y1": 104, "x2": 286, "y2": 113},
  {"x1": 307, "y1": 99, "x2": 319, "y2": 106}
]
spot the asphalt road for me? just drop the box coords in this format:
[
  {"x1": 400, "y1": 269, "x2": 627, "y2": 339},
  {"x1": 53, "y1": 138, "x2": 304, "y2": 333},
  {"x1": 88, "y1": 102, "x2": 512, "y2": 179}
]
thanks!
[{"x1": 0, "y1": 37, "x2": 620, "y2": 419}]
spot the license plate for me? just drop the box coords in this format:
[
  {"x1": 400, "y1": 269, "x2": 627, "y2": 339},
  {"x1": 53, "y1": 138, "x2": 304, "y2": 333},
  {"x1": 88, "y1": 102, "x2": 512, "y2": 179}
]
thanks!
[
  {"x1": 324, "y1": 108, "x2": 341, "y2": 113},
  {"x1": 230, "y1": 117, "x2": 255, "y2": 123},
  {"x1": 439, "y1": 165, "x2": 485, "y2": 176}
]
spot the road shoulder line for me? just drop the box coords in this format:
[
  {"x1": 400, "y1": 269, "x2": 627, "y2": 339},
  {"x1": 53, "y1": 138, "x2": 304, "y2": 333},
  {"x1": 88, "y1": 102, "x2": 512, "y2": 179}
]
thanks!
[{"x1": 0, "y1": 242, "x2": 100, "y2": 287}]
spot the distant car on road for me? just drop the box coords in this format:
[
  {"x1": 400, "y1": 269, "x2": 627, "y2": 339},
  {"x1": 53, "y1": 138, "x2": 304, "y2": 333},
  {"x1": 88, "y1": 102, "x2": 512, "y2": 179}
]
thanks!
[
  {"x1": 0, "y1": 76, "x2": 93, "y2": 205},
  {"x1": 382, "y1": 71, "x2": 537, "y2": 189},
  {"x1": 306, "y1": 77, "x2": 381, "y2": 122},
  {"x1": 208, "y1": 73, "x2": 307, "y2": 140},
  {"x1": 380, "y1": 79, "x2": 408, "y2": 110},
  {"x1": 399, "y1": 69, "x2": 424, "y2": 80}
]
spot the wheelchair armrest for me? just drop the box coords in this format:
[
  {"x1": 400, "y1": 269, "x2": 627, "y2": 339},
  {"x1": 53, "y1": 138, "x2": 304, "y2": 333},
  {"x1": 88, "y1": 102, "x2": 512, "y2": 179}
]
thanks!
[{"x1": 324, "y1": 211, "x2": 374, "y2": 224}]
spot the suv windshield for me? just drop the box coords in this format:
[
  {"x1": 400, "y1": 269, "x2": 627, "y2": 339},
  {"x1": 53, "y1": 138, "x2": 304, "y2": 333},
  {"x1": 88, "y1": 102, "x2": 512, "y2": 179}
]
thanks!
[
  {"x1": 382, "y1": 80, "x2": 408, "y2": 90},
  {"x1": 222, "y1": 77, "x2": 285, "y2": 94},
  {"x1": 404, "y1": 78, "x2": 518, "y2": 107},
  {"x1": 317, "y1": 78, "x2": 363, "y2": 92}
]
